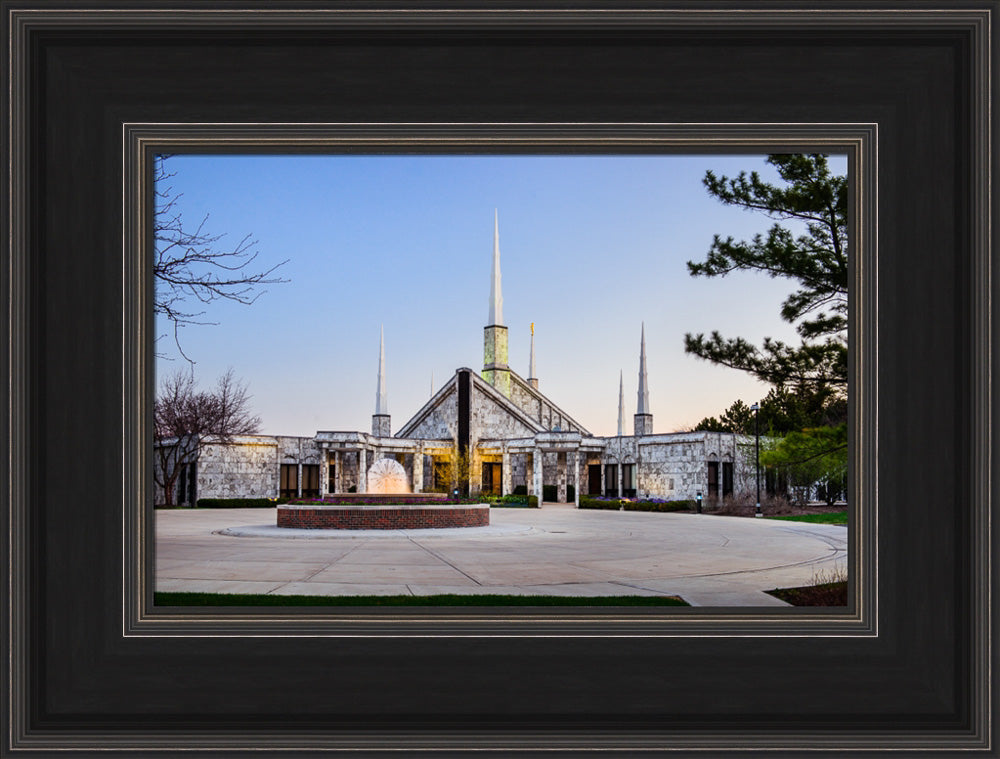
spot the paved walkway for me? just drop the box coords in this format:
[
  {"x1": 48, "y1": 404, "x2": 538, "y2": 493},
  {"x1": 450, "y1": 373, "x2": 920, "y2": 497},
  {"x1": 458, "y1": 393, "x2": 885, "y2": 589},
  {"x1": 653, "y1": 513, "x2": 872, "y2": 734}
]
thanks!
[{"x1": 155, "y1": 504, "x2": 848, "y2": 607}]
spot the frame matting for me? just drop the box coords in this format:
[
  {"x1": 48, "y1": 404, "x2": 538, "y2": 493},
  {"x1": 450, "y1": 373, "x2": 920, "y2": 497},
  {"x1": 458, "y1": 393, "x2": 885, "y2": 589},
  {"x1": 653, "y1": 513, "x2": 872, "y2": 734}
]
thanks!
[{"x1": 3, "y1": 3, "x2": 995, "y2": 756}]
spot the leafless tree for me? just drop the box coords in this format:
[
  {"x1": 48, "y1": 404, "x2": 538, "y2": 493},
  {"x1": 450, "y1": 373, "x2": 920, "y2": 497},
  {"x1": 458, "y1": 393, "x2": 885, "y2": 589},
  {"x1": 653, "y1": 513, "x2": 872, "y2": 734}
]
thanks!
[
  {"x1": 153, "y1": 368, "x2": 262, "y2": 507},
  {"x1": 154, "y1": 154, "x2": 288, "y2": 361}
]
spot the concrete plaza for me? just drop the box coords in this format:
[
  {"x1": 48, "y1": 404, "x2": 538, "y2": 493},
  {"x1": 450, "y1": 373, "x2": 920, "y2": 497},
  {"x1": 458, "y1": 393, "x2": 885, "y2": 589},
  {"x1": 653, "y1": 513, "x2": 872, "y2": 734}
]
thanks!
[{"x1": 155, "y1": 504, "x2": 849, "y2": 607}]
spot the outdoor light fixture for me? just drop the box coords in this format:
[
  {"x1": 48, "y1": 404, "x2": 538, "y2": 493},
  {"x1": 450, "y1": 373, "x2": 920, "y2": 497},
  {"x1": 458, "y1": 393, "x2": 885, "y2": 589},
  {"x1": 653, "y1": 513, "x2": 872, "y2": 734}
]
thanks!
[{"x1": 750, "y1": 402, "x2": 762, "y2": 517}]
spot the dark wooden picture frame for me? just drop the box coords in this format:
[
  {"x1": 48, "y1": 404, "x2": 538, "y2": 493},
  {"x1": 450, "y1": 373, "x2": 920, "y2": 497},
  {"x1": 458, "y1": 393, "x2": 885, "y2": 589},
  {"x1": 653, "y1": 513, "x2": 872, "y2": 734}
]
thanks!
[{"x1": 3, "y1": 3, "x2": 995, "y2": 756}]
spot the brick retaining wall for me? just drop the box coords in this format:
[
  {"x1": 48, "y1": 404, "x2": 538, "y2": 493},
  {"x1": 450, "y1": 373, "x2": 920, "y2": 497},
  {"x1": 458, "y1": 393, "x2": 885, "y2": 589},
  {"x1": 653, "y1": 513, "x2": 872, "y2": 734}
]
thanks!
[{"x1": 277, "y1": 504, "x2": 490, "y2": 529}]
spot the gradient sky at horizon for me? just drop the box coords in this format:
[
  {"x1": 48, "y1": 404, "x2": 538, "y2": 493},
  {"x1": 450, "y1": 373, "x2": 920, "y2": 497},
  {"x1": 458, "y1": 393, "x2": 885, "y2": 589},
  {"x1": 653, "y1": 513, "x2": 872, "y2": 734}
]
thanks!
[{"x1": 155, "y1": 153, "x2": 848, "y2": 438}]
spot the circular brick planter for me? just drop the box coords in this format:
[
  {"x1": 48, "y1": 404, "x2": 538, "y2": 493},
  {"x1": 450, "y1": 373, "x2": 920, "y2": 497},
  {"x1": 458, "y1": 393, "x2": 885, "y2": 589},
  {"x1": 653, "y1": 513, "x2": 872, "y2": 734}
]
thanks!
[{"x1": 276, "y1": 503, "x2": 490, "y2": 530}]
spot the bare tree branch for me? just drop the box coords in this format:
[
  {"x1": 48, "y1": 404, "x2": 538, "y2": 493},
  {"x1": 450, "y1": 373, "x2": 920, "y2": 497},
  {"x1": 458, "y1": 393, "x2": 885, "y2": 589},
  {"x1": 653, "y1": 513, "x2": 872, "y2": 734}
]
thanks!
[
  {"x1": 153, "y1": 368, "x2": 262, "y2": 507},
  {"x1": 154, "y1": 154, "x2": 288, "y2": 361}
]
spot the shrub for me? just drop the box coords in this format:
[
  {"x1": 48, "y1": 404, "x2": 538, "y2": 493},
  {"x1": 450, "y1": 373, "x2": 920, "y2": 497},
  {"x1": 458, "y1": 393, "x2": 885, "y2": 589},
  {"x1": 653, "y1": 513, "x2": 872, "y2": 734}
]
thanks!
[
  {"x1": 579, "y1": 496, "x2": 623, "y2": 510},
  {"x1": 491, "y1": 494, "x2": 539, "y2": 508},
  {"x1": 579, "y1": 496, "x2": 695, "y2": 513},
  {"x1": 512, "y1": 485, "x2": 528, "y2": 496},
  {"x1": 542, "y1": 484, "x2": 558, "y2": 502},
  {"x1": 195, "y1": 497, "x2": 289, "y2": 508},
  {"x1": 289, "y1": 496, "x2": 483, "y2": 506},
  {"x1": 623, "y1": 499, "x2": 694, "y2": 513},
  {"x1": 712, "y1": 491, "x2": 793, "y2": 516}
]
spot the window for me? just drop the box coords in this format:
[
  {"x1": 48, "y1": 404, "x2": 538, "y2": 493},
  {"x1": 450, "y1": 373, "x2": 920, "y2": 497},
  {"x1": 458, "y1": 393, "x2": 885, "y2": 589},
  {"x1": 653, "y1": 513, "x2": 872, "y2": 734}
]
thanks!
[
  {"x1": 280, "y1": 464, "x2": 298, "y2": 499},
  {"x1": 177, "y1": 462, "x2": 196, "y2": 505},
  {"x1": 707, "y1": 461, "x2": 719, "y2": 498},
  {"x1": 722, "y1": 461, "x2": 734, "y2": 498},
  {"x1": 622, "y1": 463, "x2": 636, "y2": 498},
  {"x1": 604, "y1": 464, "x2": 618, "y2": 497},
  {"x1": 301, "y1": 464, "x2": 319, "y2": 498}
]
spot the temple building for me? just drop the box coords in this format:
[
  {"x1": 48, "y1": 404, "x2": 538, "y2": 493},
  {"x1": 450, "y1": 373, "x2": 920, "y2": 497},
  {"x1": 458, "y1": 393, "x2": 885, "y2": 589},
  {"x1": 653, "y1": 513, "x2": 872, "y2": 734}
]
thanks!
[{"x1": 157, "y1": 214, "x2": 755, "y2": 507}]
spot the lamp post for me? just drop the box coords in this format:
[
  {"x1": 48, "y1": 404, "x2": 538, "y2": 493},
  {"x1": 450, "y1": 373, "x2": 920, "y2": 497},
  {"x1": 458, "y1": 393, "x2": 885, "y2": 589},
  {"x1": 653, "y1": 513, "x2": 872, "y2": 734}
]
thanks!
[{"x1": 751, "y1": 402, "x2": 762, "y2": 517}]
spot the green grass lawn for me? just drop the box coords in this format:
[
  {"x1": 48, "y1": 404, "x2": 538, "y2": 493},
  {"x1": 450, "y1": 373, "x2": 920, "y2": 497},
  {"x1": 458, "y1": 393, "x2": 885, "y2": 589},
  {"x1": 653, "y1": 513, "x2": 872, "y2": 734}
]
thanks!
[
  {"x1": 766, "y1": 511, "x2": 847, "y2": 525},
  {"x1": 155, "y1": 592, "x2": 688, "y2": 607}
]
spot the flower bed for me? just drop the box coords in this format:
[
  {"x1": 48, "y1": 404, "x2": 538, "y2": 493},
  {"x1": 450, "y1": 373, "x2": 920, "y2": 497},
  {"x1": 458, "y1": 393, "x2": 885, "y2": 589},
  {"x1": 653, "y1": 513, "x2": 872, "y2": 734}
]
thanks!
[{"x1": 578, "y1": 496, "x2": 695, "y2": 513}]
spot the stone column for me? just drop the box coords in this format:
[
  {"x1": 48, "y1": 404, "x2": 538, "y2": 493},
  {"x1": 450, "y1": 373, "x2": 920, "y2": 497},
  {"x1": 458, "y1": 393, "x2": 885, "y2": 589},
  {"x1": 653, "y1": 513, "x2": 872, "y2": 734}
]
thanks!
[
  {"x1": 533, "y1": 448, "x2": 543, "y2": 503},
  {"x1": 334, "y1": 450, "x2": 342, "y2": 494},
  {"x1": 600, "y1": 458, "x2": 606, "y2": 496},
  {"x1": 297, "y1": 462, "x2": 303, "y2": 498},
  {"x1": 319, "y1": 448, "x2": 327, "y2": 498},
  {"x1": 618, "y1": 461, "x2": 624, "y2": 499},
  {"x1": 358, "y1": 448, "x2": 367, "y2": 493},
  {"x1": 571, "y1": 450, "x2": 579, "y2": 508},
  {"x1": 412, "y1": 446, "x2": 423, "y2": 494},
  {"x1": 501, "y1": 449, "x2": 511, "y2": 497},
  {"x1": 556, "y1": 452, "x2": 567, "y2": 503}
]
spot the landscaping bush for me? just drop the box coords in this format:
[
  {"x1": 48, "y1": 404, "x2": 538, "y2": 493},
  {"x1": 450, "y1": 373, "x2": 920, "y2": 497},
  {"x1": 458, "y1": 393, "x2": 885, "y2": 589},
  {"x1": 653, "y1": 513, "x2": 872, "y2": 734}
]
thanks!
[
  {"x1": 542, "y1": 484, "x2": 558, "y2": 502},
  {"x1": 195, "y1": 497, "x2": 288, "y2": 509},
  {"x1": 623, "y1": 499, "x2": 694, "y2": 513},
  {"x1": 713, "y1": 491, "x2": 793, "y2": 517},
  {"x1": 579, "y1": 496, "x2": 624, "y2": 510},
  {"x1": 512, "y1": 485, "x2": 528, "y2": 496},
  {"x1": 579, "y1": 496, "x2": 694, "y2": 513},
  {"x1": 490, "y1": 494, "x2": 539, "y2": 508}
]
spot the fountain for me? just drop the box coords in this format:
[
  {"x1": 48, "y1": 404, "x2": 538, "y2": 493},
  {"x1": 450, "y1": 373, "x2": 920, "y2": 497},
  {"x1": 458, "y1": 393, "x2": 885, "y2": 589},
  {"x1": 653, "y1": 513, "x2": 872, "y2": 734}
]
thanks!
[
  {"x1": 276, "y1": 456, "x2": 490, "y2": 529},
  {"x1": 366, "y1": 457, "x2": 410, "y2": 494}
]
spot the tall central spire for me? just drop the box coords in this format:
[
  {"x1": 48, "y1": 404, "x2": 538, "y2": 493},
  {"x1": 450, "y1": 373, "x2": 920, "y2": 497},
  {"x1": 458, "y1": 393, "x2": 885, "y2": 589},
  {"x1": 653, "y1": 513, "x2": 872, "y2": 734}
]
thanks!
[
  {"x1": 483, "y1": 210, "x2": 511, "y2": 398},
  {"x1": 488, "y1": 209, "x2": 503, "y2": 326}
]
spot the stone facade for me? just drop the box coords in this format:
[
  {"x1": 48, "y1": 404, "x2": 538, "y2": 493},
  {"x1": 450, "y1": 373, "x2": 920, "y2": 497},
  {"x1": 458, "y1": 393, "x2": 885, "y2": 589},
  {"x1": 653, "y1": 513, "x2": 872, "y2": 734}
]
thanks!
[{"x1": 154, "y1": 220, "x2": 781, "y2": 509}]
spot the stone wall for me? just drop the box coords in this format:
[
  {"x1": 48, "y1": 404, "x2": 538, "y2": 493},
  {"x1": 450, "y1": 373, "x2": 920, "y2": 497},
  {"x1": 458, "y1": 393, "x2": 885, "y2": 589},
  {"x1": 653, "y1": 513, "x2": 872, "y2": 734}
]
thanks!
[
  {"x1": 509, "y1": 377, "x2": 583, "y2": 433},
  {"x1": 470, "y1": 385, "x2": 537, "y2": 443},
  {"x1": 591, "y1": 431, "x2": 758, "y2": 501},
  {"x1": 402, "y1": 386, "x2": 458, "y2": 440},
  {"x1": 196, "y1": 437, "x2": 279, "y2": 500}
]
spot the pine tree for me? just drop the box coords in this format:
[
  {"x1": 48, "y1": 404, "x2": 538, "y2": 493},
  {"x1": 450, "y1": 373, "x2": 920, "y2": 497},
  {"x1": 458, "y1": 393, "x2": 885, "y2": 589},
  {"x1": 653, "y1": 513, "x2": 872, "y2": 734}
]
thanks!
[{"x1": 685, "y1": 154, "x2": 848, "y2": 392}]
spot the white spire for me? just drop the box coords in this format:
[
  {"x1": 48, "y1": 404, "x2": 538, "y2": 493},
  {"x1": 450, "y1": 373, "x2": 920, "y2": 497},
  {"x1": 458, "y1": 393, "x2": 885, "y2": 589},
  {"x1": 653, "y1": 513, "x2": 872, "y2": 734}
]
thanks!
[
  {"x1": 637, "y1": 322, "x2": 650, "y2": 415},
  {"x1": 488, "y1": 209, "x2": 504, "y2": 326},
  {"x1": 375, "y1": 325, "x2": 388, "y2": 415},
  {"x1": 617, "y1": 370, "x2": 624, "y2": 436},
  {"x1": 528, "y1": 322, "x2": 537, "y2": 379}
]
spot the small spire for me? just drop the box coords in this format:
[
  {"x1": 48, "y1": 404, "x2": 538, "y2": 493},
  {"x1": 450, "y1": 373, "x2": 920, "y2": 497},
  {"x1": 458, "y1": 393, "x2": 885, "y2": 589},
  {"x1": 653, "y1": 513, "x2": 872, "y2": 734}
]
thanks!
[
  {"x1": 375, "y1": 325, "x2": 388, "y2": 415},
  {"x1": 488, "y1": 209, "x2": 504, "y2": 326},
  {"x1": 617, "y1": 370, "x2": 624, "y2": 436},
  {"x1": 637, "y1": 322, "x2": 650, "y2": 415},
  {"x1": 528, "y1": 323, "x2": 537, "y2": 380}
]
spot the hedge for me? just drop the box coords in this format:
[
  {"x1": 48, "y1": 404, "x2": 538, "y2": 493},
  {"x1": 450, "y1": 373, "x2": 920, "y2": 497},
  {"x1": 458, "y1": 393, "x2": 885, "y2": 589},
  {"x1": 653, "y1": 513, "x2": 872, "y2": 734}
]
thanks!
[
  {"x1": 491, "y1": 494, "x2": 539, "y2": 508},
  {"x1": 624, "y1": 499, "x2": 695, "y2": 513},
  {"x1": 195, "y1": 497, "x2": 289, "y2": 508},
  {"x1": 579, "y1": 496, "x2": 622, "y2": 510},
  {"x1": 578, "y1": 496, "x2": 695, "y2": 513},
  {"x1": 542, "y1": 484, "x2": 558, "y2": 502}
]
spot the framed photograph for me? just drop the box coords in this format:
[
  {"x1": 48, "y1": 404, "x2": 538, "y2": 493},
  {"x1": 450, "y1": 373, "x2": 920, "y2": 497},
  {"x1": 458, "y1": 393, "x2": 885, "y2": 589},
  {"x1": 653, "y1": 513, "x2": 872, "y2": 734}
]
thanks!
[
  {"x1": 4, "y1": 3, "x2": 994, "y2": 756},
  {"x1": 142, "y1": 137, "x2": 864, "y2": 620}
]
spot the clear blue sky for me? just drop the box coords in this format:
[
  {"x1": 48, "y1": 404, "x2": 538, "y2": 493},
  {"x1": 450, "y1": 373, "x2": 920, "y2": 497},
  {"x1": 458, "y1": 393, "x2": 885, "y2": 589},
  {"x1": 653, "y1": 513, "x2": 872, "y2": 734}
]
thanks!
[{"x1": 155, "y1": 153, "x2": 848, "y2": 438}]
